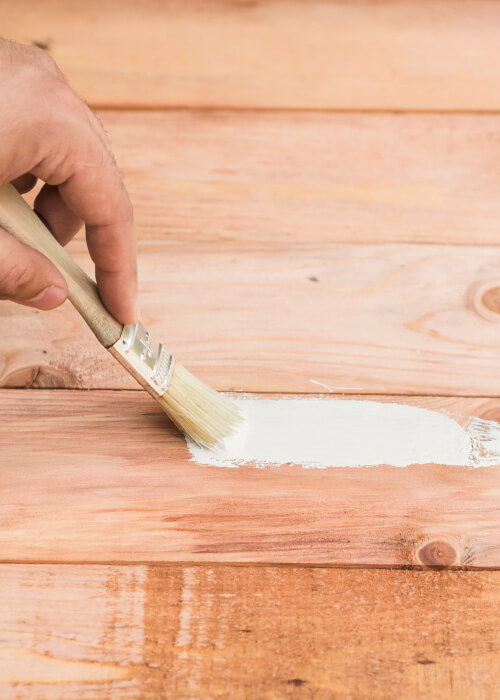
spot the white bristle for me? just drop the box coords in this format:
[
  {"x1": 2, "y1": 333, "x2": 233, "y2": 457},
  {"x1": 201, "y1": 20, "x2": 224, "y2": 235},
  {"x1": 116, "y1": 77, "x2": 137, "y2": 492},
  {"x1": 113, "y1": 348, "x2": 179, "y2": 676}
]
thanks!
[{"x1": 156, "y1": 362, "x2": 243, "y2": 448}]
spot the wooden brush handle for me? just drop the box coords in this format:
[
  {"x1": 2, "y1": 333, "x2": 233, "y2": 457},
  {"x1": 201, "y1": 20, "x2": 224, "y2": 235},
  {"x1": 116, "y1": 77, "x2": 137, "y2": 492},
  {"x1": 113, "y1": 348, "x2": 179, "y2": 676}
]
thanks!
[{"x1": 0, "y1": 182, "x2": 122, "y2": 347}]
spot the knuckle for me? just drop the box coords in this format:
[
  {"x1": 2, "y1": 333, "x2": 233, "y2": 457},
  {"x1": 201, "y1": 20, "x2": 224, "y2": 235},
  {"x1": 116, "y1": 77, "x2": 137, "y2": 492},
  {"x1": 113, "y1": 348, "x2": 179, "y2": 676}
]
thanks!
[
  {"x1": 47, "y1": 78, "x2": 82, "y2": 115},
  {"x1": 1, "y1": 40, "x2": 64, "y2": 79},
  {"x1": 24, "y1": 71, "x2": 83, "y2": 125},
  {"x1": 118, "y1": 189, "x2": 134, "y2": 223},
  {"x1": 29, "y1": 46, "x2": 61, "y2": 74},
  {"x1": 94, "y1": 180, "x2": 134, "y2": 227},
  {"x1": 0, "y1": 257, "x2": 33, "y2": 298},
  {"x1": 14, "y1": 66, "x2": 69, "y2": 118}
]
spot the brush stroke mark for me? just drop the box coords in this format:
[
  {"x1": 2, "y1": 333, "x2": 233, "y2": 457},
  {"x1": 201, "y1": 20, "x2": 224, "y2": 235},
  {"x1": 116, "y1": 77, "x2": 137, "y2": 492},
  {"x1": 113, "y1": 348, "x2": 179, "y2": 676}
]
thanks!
[{"x1": 186, "y1": 398, "x2": 500, "y2": 470}]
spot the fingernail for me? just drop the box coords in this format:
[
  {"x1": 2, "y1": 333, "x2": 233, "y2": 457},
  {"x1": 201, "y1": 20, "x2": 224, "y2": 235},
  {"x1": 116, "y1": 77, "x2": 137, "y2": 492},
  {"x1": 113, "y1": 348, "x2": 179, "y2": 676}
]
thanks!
[{"x1": 24, "y1": 285, "x2": 67, "y2": 310}]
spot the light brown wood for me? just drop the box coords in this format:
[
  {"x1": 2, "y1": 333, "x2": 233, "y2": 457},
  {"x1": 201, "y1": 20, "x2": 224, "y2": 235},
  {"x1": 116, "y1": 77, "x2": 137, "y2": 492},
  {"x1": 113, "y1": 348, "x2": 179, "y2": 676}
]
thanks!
[
  {"x1": 0, "y1": 184, "x2": 122, "y2": 348},
  {"x1": 3, "y1": 0, "x2": 500, "y2": 111},
  {"x1": 3, "y1": 2, "x2": 499, "y2": 694},
  {"x1": 93, "y1": 110, "x2": 500, "y2": 246},
  {"x1": 0, "y1": 564, "x2": 498, "y2": 697},
  {"x1": 3, "y1": 241, "x2": 500, "y2": 395},
  {"x1": 25, "y1": 110, "x2": 500, "y2": 246},
  {"x1": 1, "y1": 389, "x2": 499, "y2": 566}
]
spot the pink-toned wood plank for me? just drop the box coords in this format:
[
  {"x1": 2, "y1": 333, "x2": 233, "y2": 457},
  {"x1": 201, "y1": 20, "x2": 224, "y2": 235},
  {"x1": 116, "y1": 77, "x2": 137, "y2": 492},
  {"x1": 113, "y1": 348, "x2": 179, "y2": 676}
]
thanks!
[
  {"x1": 3, "y1": 0, "x2": 500, "y2": 110},
  {"x1": 3, "y1": 242, "x2": 500, "y2": 395},
  {"x1": 0, "y1": 564, "x2": 498, "y2": 698},
  {"x1": 97, "y1": 110, "x2": 500, "y2": 246},
  {"x1": 1, "y1": 390, "x2": 499, "y2": 566}
]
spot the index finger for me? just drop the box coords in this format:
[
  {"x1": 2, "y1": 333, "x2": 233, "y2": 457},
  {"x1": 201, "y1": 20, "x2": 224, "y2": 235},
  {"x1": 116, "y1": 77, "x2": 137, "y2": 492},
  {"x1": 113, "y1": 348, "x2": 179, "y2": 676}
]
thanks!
[
  {"x1": 0, "y1": 66, "x2": 138, "y2": 325},
  {"x1": 57, "y1": 149, "x2": 138, "y2": 326}
]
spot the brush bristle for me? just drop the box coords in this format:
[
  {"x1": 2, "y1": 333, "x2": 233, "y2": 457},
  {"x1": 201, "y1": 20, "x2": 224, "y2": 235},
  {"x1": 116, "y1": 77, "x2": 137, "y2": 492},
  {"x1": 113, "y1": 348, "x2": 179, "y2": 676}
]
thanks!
[{"x1": 156, "y1": 362, "x2": 243, "y2": 448}]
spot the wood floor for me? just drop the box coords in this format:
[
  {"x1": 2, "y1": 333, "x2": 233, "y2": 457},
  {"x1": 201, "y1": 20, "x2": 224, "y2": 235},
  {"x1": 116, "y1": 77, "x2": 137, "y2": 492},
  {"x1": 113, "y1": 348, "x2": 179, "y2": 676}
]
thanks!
[
  {"x1": 1, "y1": 1, "x2": 500, "y2": 697},
  {"x1": 0, "y1": 566, "x2": 498, "y2": 698}
]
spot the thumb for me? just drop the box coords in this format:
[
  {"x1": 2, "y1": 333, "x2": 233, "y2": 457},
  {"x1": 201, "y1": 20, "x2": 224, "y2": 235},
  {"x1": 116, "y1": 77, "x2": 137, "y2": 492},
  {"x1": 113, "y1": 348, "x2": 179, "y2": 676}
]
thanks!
[{"x1": 0, "y1": 227, "x2": 68, "y2": 310}]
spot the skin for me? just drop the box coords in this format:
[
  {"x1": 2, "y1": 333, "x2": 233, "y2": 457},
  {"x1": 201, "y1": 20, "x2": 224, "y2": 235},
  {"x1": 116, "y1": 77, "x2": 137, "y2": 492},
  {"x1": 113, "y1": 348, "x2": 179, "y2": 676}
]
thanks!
[{"x1": 0, "y1": 39, "x2": 138, "y2": 324}]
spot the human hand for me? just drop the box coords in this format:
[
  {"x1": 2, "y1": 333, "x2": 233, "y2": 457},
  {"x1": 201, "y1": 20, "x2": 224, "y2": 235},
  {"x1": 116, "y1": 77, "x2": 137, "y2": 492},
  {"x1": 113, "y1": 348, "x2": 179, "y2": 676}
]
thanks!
[{"x1": 0, "y1": 39, "x2": 138, "y2": 324}]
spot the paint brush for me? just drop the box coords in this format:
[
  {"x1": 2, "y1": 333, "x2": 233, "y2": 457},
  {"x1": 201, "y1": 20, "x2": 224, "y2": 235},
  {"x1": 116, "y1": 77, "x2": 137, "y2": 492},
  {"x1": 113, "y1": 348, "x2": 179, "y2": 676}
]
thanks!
[{"x1": 0, "y1": 183, "x2": 242, "y2": 447}]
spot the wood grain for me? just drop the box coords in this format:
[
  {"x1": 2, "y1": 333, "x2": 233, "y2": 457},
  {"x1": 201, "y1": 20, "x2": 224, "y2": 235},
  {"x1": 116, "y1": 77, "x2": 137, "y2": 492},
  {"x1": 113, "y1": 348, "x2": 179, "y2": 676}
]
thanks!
[
  {"x1": 3, "y1": 1, "x2": 499, "y2": 693},
  {"x1": 0, "y1": 564, "x2": 498, "y2": 698},
  {"x1": 85, "y1": 110, "x2": 500, "y2": 246},
  {"x1": 4, "y1": 241, "x2": 500, "y2": 395},
  {"x1": 3, "y1": 0, "x2": 500, "y2": 110},
  {"x1": 1, "y1": 390, "x2": 499, "y2": 566}
]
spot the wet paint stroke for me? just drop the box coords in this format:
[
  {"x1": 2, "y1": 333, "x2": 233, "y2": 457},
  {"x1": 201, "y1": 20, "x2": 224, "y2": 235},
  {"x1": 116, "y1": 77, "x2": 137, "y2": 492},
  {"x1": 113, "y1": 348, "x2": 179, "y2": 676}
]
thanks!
[{"x1": 186, "y1": 398, "x2": 500, "y2": 469}]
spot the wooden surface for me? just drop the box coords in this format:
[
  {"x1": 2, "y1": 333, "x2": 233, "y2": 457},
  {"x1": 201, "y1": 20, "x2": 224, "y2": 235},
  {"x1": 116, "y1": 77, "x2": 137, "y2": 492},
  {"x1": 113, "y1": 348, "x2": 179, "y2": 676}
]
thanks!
[
  {"x1": 2, "y1": 1, "x2": 500, "y2": 694},
  {"x1": 4, "y1": 240, "x2": 500, "y2": 395},
  {"x1": 1, "y1": 389, "x2": 499, "y2": 566},
  {"x1": 74, "y1": 110, "x2": 500, "y2": 246},
  {"x1": 0, "y1": 564, "x2": 498, "y2": 698},
  {"x1": 3, "y1": 0, "x2": 500, "y2": 110}
]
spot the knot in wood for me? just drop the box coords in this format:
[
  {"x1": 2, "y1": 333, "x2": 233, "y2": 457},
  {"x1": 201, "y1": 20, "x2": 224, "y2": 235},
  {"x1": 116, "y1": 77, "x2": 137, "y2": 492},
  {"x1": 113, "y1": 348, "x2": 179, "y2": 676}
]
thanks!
[
  {"x1": 417, "y1": 540, "x2": 458, "y2": 567},
  {"x1": 468, "y1": 279, "x2": 500, "y2": 323},
  {"x1": 481, "y1": 286, "x2": 500, "y2": 315}
]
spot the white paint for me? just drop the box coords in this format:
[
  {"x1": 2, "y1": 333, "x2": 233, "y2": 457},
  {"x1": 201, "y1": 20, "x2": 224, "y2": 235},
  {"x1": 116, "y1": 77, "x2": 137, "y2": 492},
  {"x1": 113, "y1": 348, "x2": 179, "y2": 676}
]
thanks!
[
  {"x1": 309, "y1": 379, "x2": 334, "y2": 392},
  {"x1": 186, "y1": 397, "x2": 500, "y2": 470},
  {"x1": 467, "y1": 416, "x2": 500, "y2": 466},
  {"x1": 309, "y1": 379, "x2": 364, "y2": 392}
]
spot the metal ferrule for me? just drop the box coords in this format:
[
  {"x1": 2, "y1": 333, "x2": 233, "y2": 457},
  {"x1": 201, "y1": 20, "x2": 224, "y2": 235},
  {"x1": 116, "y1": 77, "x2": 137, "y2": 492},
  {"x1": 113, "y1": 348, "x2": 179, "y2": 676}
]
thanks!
[{"x1": 110, "y1": 322, "x2": 175, "y2": 397}]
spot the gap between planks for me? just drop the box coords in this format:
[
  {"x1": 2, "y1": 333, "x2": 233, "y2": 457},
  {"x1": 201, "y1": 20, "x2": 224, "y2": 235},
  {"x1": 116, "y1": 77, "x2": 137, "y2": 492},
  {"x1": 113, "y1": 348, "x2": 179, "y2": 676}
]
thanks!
[
  {"x1": 0, "y1": 560, "x2": 498, "y2": 571},
  {"x1": 7, "y1": 386, "x2": 500, "y2": 401},
  {"x1": 79, "y1": 106, "x2": 500, "y2": 115}
]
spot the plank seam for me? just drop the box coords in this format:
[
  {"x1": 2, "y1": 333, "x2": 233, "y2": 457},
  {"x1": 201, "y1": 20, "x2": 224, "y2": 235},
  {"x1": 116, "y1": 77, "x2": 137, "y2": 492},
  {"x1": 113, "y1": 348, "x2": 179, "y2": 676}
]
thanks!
[
  {"x1": 0, "y1": 560, "x2": 498, "y2": 571},
  {"x1": 92, "y1": 105, "x2": 500, "y2": 116},
  {"x1": 4, "y1": 387, "x2": 500, "y2": 400}
]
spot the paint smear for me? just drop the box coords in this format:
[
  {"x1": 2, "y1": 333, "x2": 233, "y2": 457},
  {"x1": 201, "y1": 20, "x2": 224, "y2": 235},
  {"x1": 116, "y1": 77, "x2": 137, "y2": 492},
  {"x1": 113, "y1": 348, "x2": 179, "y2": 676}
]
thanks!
[{"x1": 186, "y1": 398, "x2": 500, "y2": 469}]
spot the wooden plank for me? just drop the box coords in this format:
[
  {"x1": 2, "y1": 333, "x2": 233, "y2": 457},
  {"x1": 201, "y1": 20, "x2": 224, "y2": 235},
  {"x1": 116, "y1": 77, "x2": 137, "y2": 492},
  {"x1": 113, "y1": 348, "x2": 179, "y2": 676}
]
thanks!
[
  {"x1": 0, "y1": 564, "x2": 498, "y2": 698},
  {"x1": 4, "y1": 241, "x2": 500, "y2": 395},
  {"x1": 1, "y1": 390, "x2": 499, "y2": 566},
  {"x1": 3, "y1": 1, "x2": 500, "y2": 110},
  {"x1": 91, "y1": 111, "x2": 500, "y2": 246}
]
